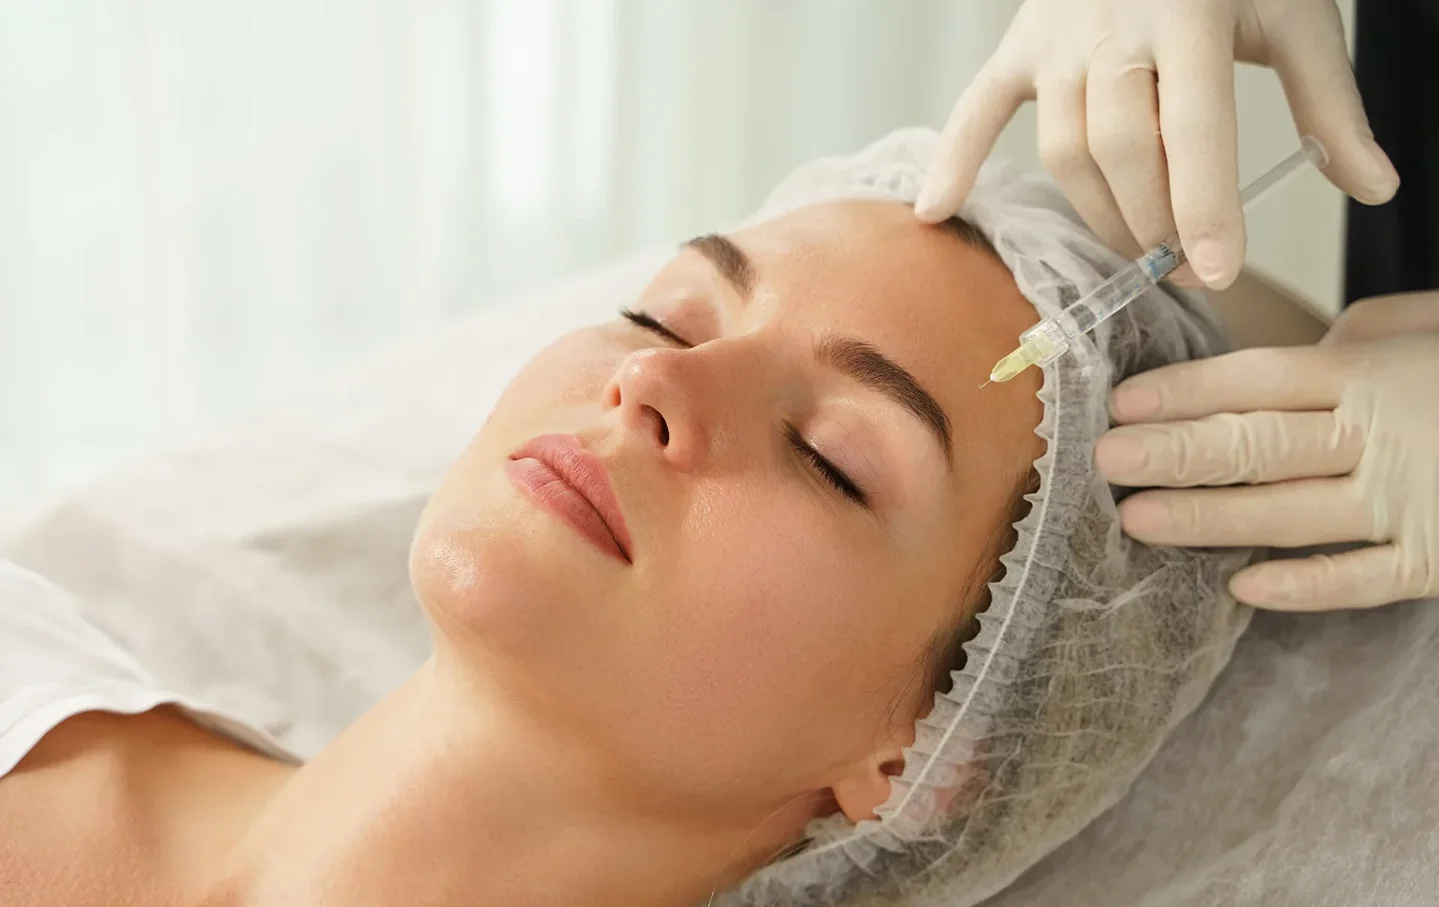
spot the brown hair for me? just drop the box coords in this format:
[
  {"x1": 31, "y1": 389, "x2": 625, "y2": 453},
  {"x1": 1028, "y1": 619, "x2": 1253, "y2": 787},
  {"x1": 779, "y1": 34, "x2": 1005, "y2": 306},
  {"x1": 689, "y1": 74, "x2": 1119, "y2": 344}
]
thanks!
[{"x1": 926, "y1": 467, "x2": 1040, "y2": 697}]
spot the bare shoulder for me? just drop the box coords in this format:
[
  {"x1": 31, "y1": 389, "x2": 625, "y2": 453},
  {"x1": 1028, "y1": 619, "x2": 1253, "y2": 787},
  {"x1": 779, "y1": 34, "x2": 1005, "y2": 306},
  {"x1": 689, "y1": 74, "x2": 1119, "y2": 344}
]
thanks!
[{"x1": 0, "y1": 708, "x2": 251, "y2": 907}]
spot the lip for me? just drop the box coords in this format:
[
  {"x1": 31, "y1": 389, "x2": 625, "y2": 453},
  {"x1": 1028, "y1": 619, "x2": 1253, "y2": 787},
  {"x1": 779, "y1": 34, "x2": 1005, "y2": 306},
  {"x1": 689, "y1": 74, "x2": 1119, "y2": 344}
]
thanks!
[{"x1": 506, "y1": 434, "x2": 633, "y2": 564}]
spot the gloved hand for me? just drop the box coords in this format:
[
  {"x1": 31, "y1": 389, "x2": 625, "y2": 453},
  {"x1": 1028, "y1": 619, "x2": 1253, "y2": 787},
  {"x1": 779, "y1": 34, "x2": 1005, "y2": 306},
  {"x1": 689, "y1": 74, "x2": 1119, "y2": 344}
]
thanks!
[
  {"x1": 915, "y1": 0, "x2": 1400, "y2": 289},
  {"x1": 1095, "y1": 293, "x2": 1439, "y2": 610}
]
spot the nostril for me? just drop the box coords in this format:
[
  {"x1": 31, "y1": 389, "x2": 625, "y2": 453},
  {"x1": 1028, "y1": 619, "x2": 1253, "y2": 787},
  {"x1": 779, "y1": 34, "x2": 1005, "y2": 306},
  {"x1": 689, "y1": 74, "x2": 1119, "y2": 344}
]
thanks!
[{"x1": 639, "y1": 404, "x2": 669, "y2": 446}]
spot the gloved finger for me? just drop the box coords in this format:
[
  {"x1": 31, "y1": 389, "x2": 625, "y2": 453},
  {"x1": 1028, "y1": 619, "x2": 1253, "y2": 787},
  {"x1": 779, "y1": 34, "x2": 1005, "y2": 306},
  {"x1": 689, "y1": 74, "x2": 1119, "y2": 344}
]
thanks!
[
  {"x1": 1096, "y1": 410, "x2": 1364, "y2": 488},
  {"x1": 1230, "y1": 545, "x2": 1423, "y2": 611},
  {"x1": 1084, "y1": 54, "x2": 1203, "y2": 288},
  {"x1": 1323, "y1": 292, "x2": 1439, "y2": 346},
  {"x1": 917, "y1": 57, "x2": 1032, "y2": 223},
  {"x1": 1153, "y1": 3, "x2": 1242, "y2": 289},
  {"x1": 1117, "y1": 477, "x2": 1375, "y2": 548},
  {"x1": 1109, "y1": 346, "x2": 1353, "y2": 424},
  {"x1": 1267, "y1": 3, "x2": 1400, "y2": 206},
  {"x1": 1037, "y1": 71, "x2": 1141, "y2": 257},
  {"x1": 1086, "y1": 49, "x2": 1176, "y2": 251}
]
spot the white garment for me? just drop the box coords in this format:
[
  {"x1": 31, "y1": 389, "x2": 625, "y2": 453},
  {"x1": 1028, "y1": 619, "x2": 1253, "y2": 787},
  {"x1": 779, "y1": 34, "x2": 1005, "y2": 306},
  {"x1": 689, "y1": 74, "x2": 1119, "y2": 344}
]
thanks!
[{"x1": 0, "y1": 559, "x2": 298, "y2": 779}]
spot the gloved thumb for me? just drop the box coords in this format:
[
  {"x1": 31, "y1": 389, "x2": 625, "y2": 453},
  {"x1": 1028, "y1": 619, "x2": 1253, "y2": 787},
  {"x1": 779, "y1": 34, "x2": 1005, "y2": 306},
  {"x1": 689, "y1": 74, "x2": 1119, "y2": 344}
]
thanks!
[{"x1": 1268, "y1": 6, "x2": 1399, "y2": 205}]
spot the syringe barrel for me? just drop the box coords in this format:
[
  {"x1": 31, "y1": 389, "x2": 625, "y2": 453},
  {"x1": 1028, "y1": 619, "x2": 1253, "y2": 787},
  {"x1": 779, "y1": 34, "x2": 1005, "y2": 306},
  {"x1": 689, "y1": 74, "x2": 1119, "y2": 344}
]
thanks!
[
  {"x1": 1016, "y1": 317, "x2": 1072, "y2": 367},
  {"x1": 1002, "y1": 137, "x2": 1324, "y2": 376},
  {"x1": 1137, "y1": 235, "x2": 1185, "y2": 281},
  {"x1": 1055, "y1": 255, "x2": 1166, "y2": 338}
]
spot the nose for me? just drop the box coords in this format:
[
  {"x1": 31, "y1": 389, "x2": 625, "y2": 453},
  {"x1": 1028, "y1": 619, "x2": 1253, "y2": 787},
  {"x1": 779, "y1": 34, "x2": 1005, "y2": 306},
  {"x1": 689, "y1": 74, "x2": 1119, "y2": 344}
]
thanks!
[{"x1": 604, "y1": 342, "x2": 768, "y2": 472}]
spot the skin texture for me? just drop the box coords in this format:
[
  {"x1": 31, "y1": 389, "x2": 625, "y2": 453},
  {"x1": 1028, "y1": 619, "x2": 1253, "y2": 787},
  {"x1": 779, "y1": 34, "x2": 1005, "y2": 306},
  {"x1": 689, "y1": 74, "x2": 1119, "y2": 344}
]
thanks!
[
  {"x1": 412, "y1": 198, "x2": 1042, "y2": 824},
  {"x1": 0, "y1": 199, "x2": 1043, "y2": 907}
]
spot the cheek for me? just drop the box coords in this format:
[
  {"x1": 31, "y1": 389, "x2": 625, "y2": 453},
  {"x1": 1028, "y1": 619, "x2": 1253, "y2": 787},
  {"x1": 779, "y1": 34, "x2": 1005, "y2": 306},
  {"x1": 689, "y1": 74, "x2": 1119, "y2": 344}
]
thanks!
[
  {"x1": 643, "y1": 480, "x2": 931, "y2": 758},
  {"x1": 485, "y1": 330, "x2": 625, "y2": 426},
  {"x1": 410, "y1": 329, "x2": 627, "y2": 639}
]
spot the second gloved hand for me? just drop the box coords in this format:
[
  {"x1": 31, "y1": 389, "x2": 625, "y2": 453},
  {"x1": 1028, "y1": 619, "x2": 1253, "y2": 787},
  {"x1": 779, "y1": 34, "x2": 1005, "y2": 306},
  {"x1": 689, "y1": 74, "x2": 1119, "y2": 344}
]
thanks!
[{"x1": 1095, "y1": 294, "x2": 1439, "y2": 610}]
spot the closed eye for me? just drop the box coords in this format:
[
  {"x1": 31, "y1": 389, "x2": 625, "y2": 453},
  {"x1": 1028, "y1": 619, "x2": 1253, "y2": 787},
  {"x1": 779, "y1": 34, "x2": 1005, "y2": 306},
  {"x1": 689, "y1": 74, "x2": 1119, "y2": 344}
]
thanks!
[
  {"x1": 784, "y1": 424, "x2": 867, "y2": 507},
  {"x1": 620, "y1": 307, "x2": 691, "y2": 347},
  {"x1": 621, "y1": 307, "x2": 867, "y2": 508}
]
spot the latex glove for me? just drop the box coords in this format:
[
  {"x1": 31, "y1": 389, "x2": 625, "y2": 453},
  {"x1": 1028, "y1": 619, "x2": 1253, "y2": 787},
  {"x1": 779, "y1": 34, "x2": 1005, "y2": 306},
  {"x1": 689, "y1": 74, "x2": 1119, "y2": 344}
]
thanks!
[
  {"x1": 916, "y1": 0, "x2": 1400, "y2": 289},
  {"x1": 1095, "y1": 294, "x2": 1439, "y2": 610}
]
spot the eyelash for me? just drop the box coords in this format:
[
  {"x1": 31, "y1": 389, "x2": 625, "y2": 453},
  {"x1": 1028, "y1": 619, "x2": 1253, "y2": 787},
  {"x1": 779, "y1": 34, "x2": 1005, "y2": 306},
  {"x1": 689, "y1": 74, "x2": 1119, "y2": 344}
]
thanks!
[
  {"x1": 620, "y1": 307, "x2": 690, "y2": 347},
  {"x1": 785, "y1": 424, "x2": 868, "y2": 506},
  {"x1": 619, "y1": 307, "x2": 868, "y2": 509}
]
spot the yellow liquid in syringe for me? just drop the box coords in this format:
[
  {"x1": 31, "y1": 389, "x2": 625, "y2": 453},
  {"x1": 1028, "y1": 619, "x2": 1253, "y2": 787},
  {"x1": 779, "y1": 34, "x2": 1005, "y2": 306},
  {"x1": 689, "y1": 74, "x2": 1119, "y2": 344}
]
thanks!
[{"x1": 985, "y1": 329, "x2": 1066, "y2": 386}]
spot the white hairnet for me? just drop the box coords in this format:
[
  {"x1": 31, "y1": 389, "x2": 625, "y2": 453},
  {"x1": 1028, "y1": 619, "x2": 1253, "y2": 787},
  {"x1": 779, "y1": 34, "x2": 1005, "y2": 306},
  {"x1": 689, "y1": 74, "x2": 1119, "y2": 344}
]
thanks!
[{"x1": 722, "y1": 129, "x2": 1256, "y2": 906}]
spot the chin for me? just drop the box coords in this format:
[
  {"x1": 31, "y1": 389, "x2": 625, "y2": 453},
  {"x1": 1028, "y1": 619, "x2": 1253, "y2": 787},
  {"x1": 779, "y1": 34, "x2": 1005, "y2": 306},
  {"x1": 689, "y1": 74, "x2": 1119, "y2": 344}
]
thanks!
[{"x1": 408, "y1": 507, "x2": 604, "y2": 656}]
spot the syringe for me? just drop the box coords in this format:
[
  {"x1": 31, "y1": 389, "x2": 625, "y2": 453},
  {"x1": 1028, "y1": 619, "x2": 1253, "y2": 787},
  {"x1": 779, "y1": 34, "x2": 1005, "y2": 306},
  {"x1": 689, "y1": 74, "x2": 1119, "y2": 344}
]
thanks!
[{"x1": 985, "y1": 135, "x2": 1329, "y2": 386}]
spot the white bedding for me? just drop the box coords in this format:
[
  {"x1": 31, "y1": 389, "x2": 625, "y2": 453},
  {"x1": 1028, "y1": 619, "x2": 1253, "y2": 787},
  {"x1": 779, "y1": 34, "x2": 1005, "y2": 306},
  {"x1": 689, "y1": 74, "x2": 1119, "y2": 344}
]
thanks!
[
  {"x1": 3, "y1": 246, "x2": 1435, "y2": 906},
  {"x1": 0, "y1": 247, "x2": 669, "y2": 757}
]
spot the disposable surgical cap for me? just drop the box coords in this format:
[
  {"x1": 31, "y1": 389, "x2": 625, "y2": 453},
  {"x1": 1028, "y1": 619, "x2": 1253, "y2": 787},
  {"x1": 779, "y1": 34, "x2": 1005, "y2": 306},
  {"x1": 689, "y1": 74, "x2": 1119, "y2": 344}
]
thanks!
[{"x1": 722, "y1": 128, "x2": 1256, "y2": 906}]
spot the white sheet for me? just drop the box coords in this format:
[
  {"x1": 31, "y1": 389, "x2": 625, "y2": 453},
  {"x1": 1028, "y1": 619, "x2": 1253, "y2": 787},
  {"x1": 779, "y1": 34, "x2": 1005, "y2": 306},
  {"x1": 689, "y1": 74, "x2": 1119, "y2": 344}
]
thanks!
[
  {"x1": 0, "y1": 247, "x2": 669, "y2": 757},
  {"x1": 3, "y1": 246, "x2": 1435, "y2": 905}
]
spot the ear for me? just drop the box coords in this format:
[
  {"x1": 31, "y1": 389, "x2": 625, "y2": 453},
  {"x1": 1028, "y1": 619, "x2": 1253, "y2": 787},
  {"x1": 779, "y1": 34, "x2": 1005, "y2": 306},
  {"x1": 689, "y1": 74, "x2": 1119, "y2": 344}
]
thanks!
[
  {"x1": 831, "y1": 730, "x2": 988, "y2": 824},
  {"x1": 830, "y1": 738, "x2": 909, "y2": 824}
]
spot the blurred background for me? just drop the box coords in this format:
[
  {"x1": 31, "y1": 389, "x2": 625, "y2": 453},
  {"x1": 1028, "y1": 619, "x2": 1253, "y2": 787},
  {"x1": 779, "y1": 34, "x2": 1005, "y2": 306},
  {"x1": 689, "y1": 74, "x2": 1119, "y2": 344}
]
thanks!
[{"x1": 0, "y1": 0, "x2": 1356, "y2": 510}]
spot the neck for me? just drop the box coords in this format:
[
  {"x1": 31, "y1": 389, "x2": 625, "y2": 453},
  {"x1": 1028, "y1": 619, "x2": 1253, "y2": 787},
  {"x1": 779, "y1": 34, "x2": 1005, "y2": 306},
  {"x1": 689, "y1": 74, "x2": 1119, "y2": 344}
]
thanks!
[{"x1": 194, "y1": 659, "x2": 782, "y2": 907}]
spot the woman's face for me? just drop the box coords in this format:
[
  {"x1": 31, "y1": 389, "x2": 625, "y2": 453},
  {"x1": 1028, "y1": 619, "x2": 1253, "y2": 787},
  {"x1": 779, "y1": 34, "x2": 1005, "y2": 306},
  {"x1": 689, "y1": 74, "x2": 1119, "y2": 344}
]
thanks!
[{"x1": 412, "y1": 199, "x2": 1042, "y2": 824}]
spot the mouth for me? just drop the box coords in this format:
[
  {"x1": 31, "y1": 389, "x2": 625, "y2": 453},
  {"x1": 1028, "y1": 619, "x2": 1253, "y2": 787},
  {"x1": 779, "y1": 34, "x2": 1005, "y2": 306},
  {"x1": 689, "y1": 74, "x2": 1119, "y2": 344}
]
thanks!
[{"x1": 506, "y1": 434, "x2": 633, "y2": 564}]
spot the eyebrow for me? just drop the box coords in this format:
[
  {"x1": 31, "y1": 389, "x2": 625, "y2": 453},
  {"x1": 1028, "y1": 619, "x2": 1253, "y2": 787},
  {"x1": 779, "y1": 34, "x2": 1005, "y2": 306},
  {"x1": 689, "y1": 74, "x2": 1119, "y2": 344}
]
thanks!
[
  {"x1": 685, "y1": 234, "x2": 755, "y2": 298},
  {"x1": 685, "y1": 233, "x2": 954, "y2": 463},
  {"x1": 817, "y1": 336, "x2": 953, "y2": 462}
]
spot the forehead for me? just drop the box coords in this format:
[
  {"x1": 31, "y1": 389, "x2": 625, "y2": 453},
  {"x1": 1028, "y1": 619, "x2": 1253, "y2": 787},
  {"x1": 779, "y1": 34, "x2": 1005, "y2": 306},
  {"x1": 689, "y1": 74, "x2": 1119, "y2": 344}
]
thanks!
[{"x1": 725, "y1": 199, "x2": 1044, "y2": 471}]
